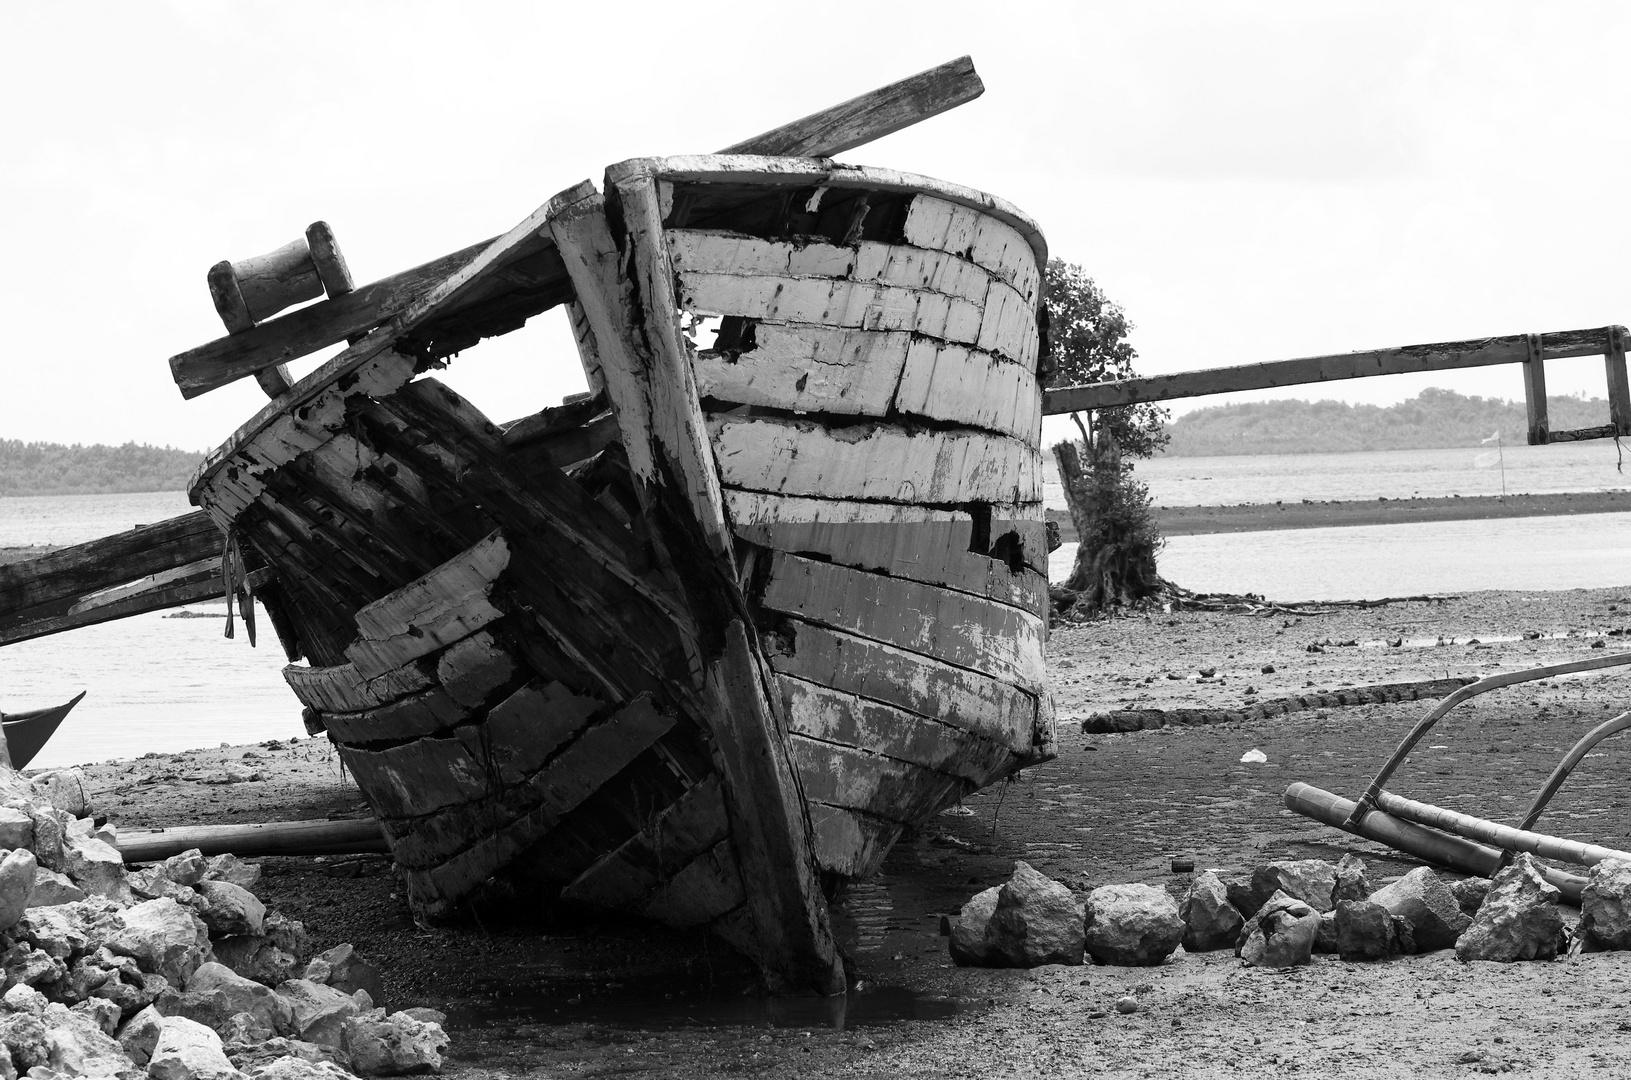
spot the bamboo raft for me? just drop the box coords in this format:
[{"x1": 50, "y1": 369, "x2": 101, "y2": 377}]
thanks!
[{"x1": 124, "y1": 60, "x2": 1051, "y2": 994}]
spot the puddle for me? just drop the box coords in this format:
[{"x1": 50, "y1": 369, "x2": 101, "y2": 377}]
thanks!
[{"x1": 444, "y1": 983, "x2": 974, "y2": 1032}]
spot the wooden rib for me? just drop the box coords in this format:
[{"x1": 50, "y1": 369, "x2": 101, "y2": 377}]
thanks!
[
  {"x1": 435, "y1": 631, "x2": 517, "y2": 709},
  {"x1": 791, "y1": 736, "x2": 968, "y2": 824},
  {"x1": 322, "y1": 687, "x2": 468, "y2": 745},
  {"x1": 806, "y1": 804, "x2": 902, "y2": 879},
  {"x1": 560, "y1": 777, "x2": 730, "y2": 911},
  {"x1": 282, "y1": 661, "x2": 433, "y2": 715},
  {"x1": 713, "y1": 416, "x2": 1041, "y2": 506}
]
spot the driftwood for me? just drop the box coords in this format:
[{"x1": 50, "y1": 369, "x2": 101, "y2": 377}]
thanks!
[
  {"x1": 1079, "y1": 676, "x2": 1477, "y2": 734},
  {"x1": 118, "y1": 819, "x2": 388, "y2": 862}
]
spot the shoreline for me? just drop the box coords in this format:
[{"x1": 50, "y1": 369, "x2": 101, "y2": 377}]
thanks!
[{"x1": 1048, "y1": 489, "x2": 1631, "y2": 540}]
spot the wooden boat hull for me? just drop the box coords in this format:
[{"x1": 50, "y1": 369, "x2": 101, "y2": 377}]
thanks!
[
  {"x1": 1, "y1": 691, "x2": 83, "y2": 770},
  {"x1": 189, "y1": 157, "x2": 1052, "y2": 991}
]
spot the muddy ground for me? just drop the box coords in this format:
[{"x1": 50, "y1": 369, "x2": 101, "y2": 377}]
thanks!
[{"x1": 55, "y1": 585, "x2": 1631, "y2": 1077}]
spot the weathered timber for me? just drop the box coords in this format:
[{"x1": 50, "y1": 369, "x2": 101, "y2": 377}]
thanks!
[
  {"x1": 1046, "y1": 326, "x2": 1628, "y2": 414},
  {"x1": 719, "y1": 55, "x2": 983, "y2": 157},
  {"x1": 900, "y1": 194, "x2": 1041, "y2": 303},
  {"x1": 118, "y1": 819, "x2": 389, "y2": 862},
  {"x1": 641, "y1": 839, "x2": 744, "y2": 927},
  {"x1": 1, "y1": 563, "x2": 270, "y2": 648},
  {"x1": 891, "y1": 338, "x2": 1042, "y2": 442},
  {"x1": 320, "y1": 687, "x2": 468, "y2": 746},
  {"x1": 758, "y1": 551, "x2": 1048, "y2": 692},
  {"x1": 559, "y1": 777, "x2": 729, "y2": 911},
  {"x1": 435, "y1": 631, "x2": 517, "y2": 708},
  {"x1": 669, "y1": 232, "x2": 996, "y2": 303},
  {"x1": 481, "y1": 678, "x2": 603, "y2": 786},
  {"x1": 1523, "y1": 333, "x2": 1549, "y2": 444},
  {"x1": 790, "y1": 736, "x2": 968, "y2": 824},
  {"x1": 712, "y1": 416, "x2": 1041, "y2": 505},
  {"x1": 0, "y1": 511, "x2": 220, "y2": 616},
  {"x1": 1608, "y1": 326, "x2": 1631, "y2": 435},
  {"x1": 694, "y1": 325, "x2": 911, "y2": 416},
  {"x1": 806, "y1": 803, "x2": 900, "y2": 878}
]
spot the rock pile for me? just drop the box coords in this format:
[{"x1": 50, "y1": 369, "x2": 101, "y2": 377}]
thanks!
[
  {"x1": 0, "y1": 766, "x2": 447, "y2": 1079},
  {"x1": 952, "y1": 853, "x2": 1631, "y2": 971}
]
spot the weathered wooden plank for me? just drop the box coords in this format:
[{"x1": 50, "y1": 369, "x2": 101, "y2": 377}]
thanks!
[
  {"x1": 724, "y1": 491, "x2": 1047, "y2": 613},
  {"x1": 0, "y1": 564, "x2": 258, "y2": 648},
  {"x1": 484, "y1": 678, "x2": 603, "y2": 786},
  {"x1": 694, "y1": 323, "x2": 910, "y2": 417},
  {"x1": 806, "y1": 803, "x2": 901, "y2": 879},
  {"x1": 780, "y1": 676, "x2": 1016, "y2": 783},
  {"x1": 344, "y1": 531, "x2": 509, "y2": 679},
  {"x1": 669, "y1": 232, "x2": 995, "y2": 303},
  {"x1": 719, "y1": 55, "x2": 983, "y2": 157},
  {"x1": 1523, "y1": 334, "x2": 1549, "y2": 445},
  {"x1": 282, "y1": 660, "x2": 434, "y2": 715},
  {"x1": 791, "y1": 736, "x2": 968, "y2": 824},
  {"x1": 712, "y1": 416, "x2": 1041, "y2": 506},
  {"x1": 677, "y1": 273, "x2": 988, "y2": 349},
  {"x1": 892, "y1": 337, "x2": 1041, "y2": 441},
  {"x1": 1045, "y1": 327, "x2": 1623, "y2": 414},
  {"x1": 765, "y1": 614, "x2": 1042, "y2": 755},
  {"x1": 901, "y1": 194, "x2": 1040, "y2": 304},
  {"x1": 1607, "y1": 327, "x2": 1631, "y2": 436},
  {"x1": 0, "y1": 511, "x2": 220, "y2": 616},
  {"x1": 339, "y1": 728, "x2": 493, "y2": 819},
  {"x1": 559, "y1": 777, "x2": 729, "y2": 911},
  {"x1": 643, "y1": 840, "x2": 744, "y2": 928},
  {"x1": 435, "y1": 631, "x2": 517, "y2": 709},
  {"x1": 322, "y1": 687, "x2": 467, "y2": 745}
]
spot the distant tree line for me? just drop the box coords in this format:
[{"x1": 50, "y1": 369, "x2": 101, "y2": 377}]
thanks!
[
  {"x1": 1162, "y1": 389, "x2": 1616, "y2": 457},
  {"x1": 0, "y1": 440, "x2": 203, "y2": 496}
]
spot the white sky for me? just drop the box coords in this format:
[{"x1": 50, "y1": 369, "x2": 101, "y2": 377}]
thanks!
[{"x1": 5, "y1": 1, "x2": 1631, "y2": 454}]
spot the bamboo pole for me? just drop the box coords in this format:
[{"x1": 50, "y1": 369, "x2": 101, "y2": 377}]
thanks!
[
  {"x1": 117, "y1": 819, "x2": 388, "y2": 862},
  {"x1": 1516, "y1": 710, "x2": 1631, "y2": 835},
  {"x1": 1375, "y1": 789, "x2": 1631, "y2": 869}
]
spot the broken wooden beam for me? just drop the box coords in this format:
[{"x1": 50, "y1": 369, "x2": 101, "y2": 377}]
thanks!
[
  {"x1": 0, "y1": 511, "x2": 219, "y2": 616},
  {"x1": 118, "y1": 818, "x2": 389, "y2": 862}
]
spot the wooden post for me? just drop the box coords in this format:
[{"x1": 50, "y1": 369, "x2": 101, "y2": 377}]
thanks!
[
  {"x1": 1607, "y1": 325, "x2": 1631, "y2": 436},
  {"x1": 1521, "y1": 332, "x2": 1549, "y2": 444}
]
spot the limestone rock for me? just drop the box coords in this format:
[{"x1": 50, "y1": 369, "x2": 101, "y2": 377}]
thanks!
[
  {"x1": 226, "y1": 1037, "x2": 343, "y2": 1074},
  {"x1": 220, "y1": 1013, "x2": 275, "y2": 1047},
  {"x1": 1222, "y1": 873, "x2": 1261, "y2": 919},
  {"x1": 1250, "y1": 859, "x2": 1337, "y2": 914},
  {"x1": 107, "y1": 898, "x2": 211, "y2": 987},
  {"x1": 117, "y1": 1005, "x2": 165, "y2": 1066},
  {"x1": 28, "y1": 869, "x2": 85, "y2": 908},
  {"x1": 1313, "y1": 910, "x2": 1338, "y2": 954},
  {"x1": 1578, "y1": 858, "x2": 1631, "y2": 950},
  {"x1": 947, "y1": 887, "x2": 1000, "y2": 967},
  {"x1": 161, "y1": 852, "x2": 210, "y2": 888},
  {"x1": 246, "y1": 1057, "x2": 351, "y2": 1080},
  {"x1": 59, "y1": 834, "x2": 127, "y2": 903},
  {"x1": 1083, "y1": 883, "x2": 1183, "y2": 966},
  {"x1": 1367, "y1": 867, "x2": 1470, "y2": 952},
  {"x1": 275, "y1": 981, "x2": 364, "y2": 1048},
  {"x1": 302, "y1": 946, "x2": 383, "y2": 1008},
  {"x1": 41, "y1": 1000, "x2": 132, "y2": 1078},
  {"x1": 193, "y1": 882, "x2": 266, "y2": 940},
  {"x1": 1455, "y1": 854, "x2": 1566, "y2": 963},
  {"x1": 149, "y1": 1015, "x2": 245, "y2": 1080},
  {"x1": 1335, "y1": 900, "x2": 1398, "y2": 961},
  {"x1": 1449, "y1": 876, "x2": 1492, "y2": 920},
  {"x1": 1239, "y1": 891, "x2": 1320, "y2": 968},
  {"x1": 3, "y1": 985, "x2": 46, "y2": 1015},
  {"x1": 212, "y1": 937, "x2": 301, "y2": 989},
  {"x1": 340, "y1": 1012, "x2": 448, "y2": 1076},
  {"x1": 1333, "y1": 854, "x2": 1370, "y2": 903},
  {"x1": 1180, "y1": 871, "x2": 1244, "y2": 953},
  {"x1": 0, "y1": 942, "x2": 64, "y2": 990},
  {"x1": 395, "y1": 1010, "x2": 444, "y2": 1027},
  {"x1": 0, "y1": 850, "x2": 36, "y2": 933},
  {"x1": 204, "y1": 856, "x2": 261, "y2": 892},
  {"x1": 72, "y1": 998, "x2": 121, "y2": 1037},
  {"x1": 25, "y1": 807, "x2": 70, "y2": 872},
  {"x1": 0, "y1": 1012, "x2": 49, "y2": 1073},
  {"x1": 0, "y1": 808, "x2": 33, "y2": 851},
  {"x1": 984, "y1": 863, "x2": 1085, "y2": 967},
  {"x1": 187, "y1": 964, "x2": 294, "y2": 1037},
  {"x1": 127, "y1": 867, "x2": 195, "y2": 904},
  {"x1": 14, "y1": 903, "x2": 92, "y2": 961}
]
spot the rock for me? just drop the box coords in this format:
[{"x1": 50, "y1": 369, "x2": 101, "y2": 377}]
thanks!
[
  {"x1": 64, "y1": 954, "x2": 117, "y2": 1004},
  {"x1": 1083, "y1": 883, "x2": 1183, "y2": 966},
  {"x1": 24, "y1": 808, "x2": 69, "y2": 872},
  {"x1": 106, "y1": 898, "x2": 211, "y2": 987},
  {"x1": 1250, "y1": 859, "x2": 1337, "y2": 914},
  {"x1": 394, "y1": 1010, "x2": 444, "y2": 1028},
  {"x1": 247, "y1": 1059, "x2": 351, "y2": 1080},
  {"x1": 947, "y1": 887, "x2": 1000, "y2": 966},
  {"x1": 27, "y1": 869, "x2": 85, "y2": 908},
  {"x1": 1179, "y1": 871, "x2": 1243, "y2": 952},
  {"x1": 211, "y1": 938, "x2": 300, "y2": 989},
  {"x1": 225, "y1": 1037, "x2": 342, "y2": 1074},
  {"x1": 1222, "y1": 873, "x2": 1261, "y2": 919},
  {"x1": 161, "y1": 852, "x2": 210, "y2": 888},
  {"x1": 1313, "y1": 910, "x2": 1338, "y2": 954},
  {"x1": 149, "y1": 1015, "x2": 244, "y2": 1080},
  {"x1": 187, "y1": 964, "x2": 293, "y2": 1037},
  {"x1": 275, "y1": 981, "x2": 363, "y2": 1048},
  {"x1": 203, "y1": 857, "x2": 261, "y2": 892},
  {"x1": 261, "y1": 916, "x2": 310, "y2": 968},
  {"x1": 219, "y1": 1013, "x2": 274, "y2": 1047},
  {"x1": 27, "y1": 771, "x2": 90, "y2": 818},
  {"x1": 1367, "y1": 868, "x2": 1471, "y2": 952},
  {"x1": 1335, "y1": 900, "x2": 1398, "y2": 961},
  {"x1": 71, "y1": 998, "x2": 121, "y2": 1037},
  {"x1": 1449, "y1": 877, "x2": 1491, "y2": 920},
  {"x1": 1113, "y1": 996, "x2": 1139, "y2": 1015},
  {"x1": 0, "y1": 850, "x2": 37, "y2": 932},
  {"x1": 0, "y1": 1013, "x2": 50, "y2": 1073},
  {"x1": 982, "y1": 862, "x2": 1085, "y2": 967},
  {"x1": 1455, "y1": 854, "x2": 1566, "y2": 962},
  {"x1": 3, "y1": 986, "x2": 45, "y2": 1015},
  {"x1": 1333, "y1": 854, "x2": 1369, "y2": 903},
  {"x1": 0, "y1": 809, "x2": 33, "y2": 851},
  {"x1": 0, "y1": 943, "x2": 64, "y2": 990},
  {"x1": 40, "y1": 1001, "x2": 133, "y2": 1078},
  {"x1": 14, "y1": 904, "x2": 91, "y2": 961},
  {"x1": 302, "y1": 946, "x2": 383, "y2": 1008},
  {"x1": 1239, "y1": 891, "x2": 1321, "y2": 968},
  {"x1": 117, "y1": 1005, "x2": 165, "y2": 1066},
  {"x1": 193, "y1": 882, "x2": 266, "y2": 940},
  {"x1": 340, "y1": 1012, "x2": 448, "y2": 1076},
  {"x1": 126, "y1": 868, "x2": 194, "y2": 904},
  {"x1": 59, "y1": 835, "x2": 127, "y2": 903},
  {"x1": 1578, "y1": 858, "x2": 1631, "y2": 950}
]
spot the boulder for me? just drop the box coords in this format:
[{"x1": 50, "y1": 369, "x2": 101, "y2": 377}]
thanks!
[
  {"x1": 340, "y1": 1012, "x2": 448, "y2": 1076},
  {"x1": 1239, "y1": 890, "x2": 1320, "y2": 968},
  {"x1": 220, "y1": 1013, "x2": 275, "y2": 1047},
  {"x1": 225, "y1": 1037, "x2": 343, "y2": 1074},
  {"x1": 149, "y1": 1015, "x2": 244, "y2": 1080},
  {"x1": 246, "y1": 1056, "x2": 351, "y2": 1080},
  {"x1": 127, "y1": 867, "x2": 195, "y2": 904},
  {"x1": 212, "y1": 937, "x2": 301, "y2": 989},
  {"x1": 204, "y1": 856, "x2": 261, "y2": 892},
  {"x1": 302, "y1": 946, "x2": 384, "y2": 1007},
  {"x1": 0, "y1": 808, "x2": 33, "y2": 851},
  {"x1": 1367, "y1": 868, "x2": 1470, "y2": 952},
  {"x1": 0, "y1": 849, "x2": 36, "y2": 933},
  {"x1": 14, "y1": 904, "x2": 90, "y2": 961},
  {"x1": 1335, "y1": 900, "x2": 1398, "y2": 961},
  {"x1": 984, "y1": 863, "x2": 1085, "y2": 967},
  {"x1": 3, "y1": 985, "x2": 46, "y2": 1015},
  {"x1": 1313, "y1": 910, "x2": 1338, "y2": 954},
  {"x1": 275, "y1": 981, "x2": 365, "y2": 1048},
  {"x1": 1179, "y1": 871, "x2": 1243, "y2": 952},
  {"x1": 28, "y1": 869, "x2": 85, "y2": 908},
  {"x1": 0, "y1": 1012, "x2": 50, "y2": 1073},
  {"x1": 1578, "y1": 858, "x2": 1631, "y2": 950},
  {"x1": 59, "y1": 834, "x2": 127, "y2": 903},
  {"x1": 1455, "y1": 854, "x2": 1566, "y2": 963},
  {"x1": 193, "y1": 882, "x2": 266, "y2": 940},
  {"x1": 187, "y1": 964, "x2": 294, "y2": 1036},
  {"x1": 106, "y1": 898, "x2": 211, "y2": 987},
  {"x1": 71, "y1": 998, "x2": 121, "y2": 1037},
  {"x1": 117, "y1": 1006, "x2": 164, "y2": 1067},
  {"x1": 161, "y1": 852, "x2": 210, "y2": 888},
  {"x1": 0, "y1": 942, "x2": 64, "y2": 990},
  {"x1": 1449, "y1": 877, "x2": 1491, "y2": 920},
  {"x1": 1083, "y1": 883, "x2": 1183, "y2": 966},
  {"x1": 1333, "y1": 854, "x2": 1370, "y2": 903},
  {"x1": 1250, "y1": 860, "x2": 1337, "y2": 914},
  {"x1": 40, "y1": 1001, "x2": 133, "y2": 1078},
  {"x1": 1222, "y1": 873, "x2": 1261, "y2": 919},
  {"x1": 25, "y1": 807, "x2": 69, "y2": 872},
  {"x1": 947, "y1": 887, "x2": 1000, "y2": 967}
]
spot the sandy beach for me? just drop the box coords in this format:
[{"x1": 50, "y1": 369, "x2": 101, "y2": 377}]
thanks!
[{"x1": 51, "y1": 581, "x2": 1631, "y2": 1078}]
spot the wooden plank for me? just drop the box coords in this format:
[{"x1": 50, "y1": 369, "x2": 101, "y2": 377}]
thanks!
[
  {"x1": 322, "y1": 687, "x2": 467, "y2": 745},
  {"x1": 806, "y1": 804, "x2": 901, "y2": 879},
  {"x1": 790, "y1": 735, "x2": 968, "y2": 824},
  {"x1": 435, "y1": 631, "x2": 517, "y2": 709},
  {"x1": 1607, "y1": 327, "x2": 1631, "y2": 436},
  {"x1": 344, "y1": 531, "x2": 509, "y2": 679},
  {"x1": 900, "y1": 194, "x2": 1041, "y2": 304},
  {"x1": 781, "y1": 675, "x2": 1016, "y2": 782},
  {"x1": 282, "y1": 661, "x2": 433, "y2": 714},
  {"x1": 0, "y1": 566, "x2": 249, "y2": 648},
  {"x1": 0, "y1": 511, "x2": 219, "y2": 616},
  {"x1": 1523, "y1": 333, "x2": 1549, "y2": 444},
  {"x1": 642, "y1": 840, "x2": 744, "y2": 928},
  {"x1": 559, "y1": 777, "x2": 729, "y2": 911},
  {"x1": 694, "y1": 325, "x2": 912, "y2": 416},
  {"x1": 1044, "y1": 326, "x2": 1620, "y2": 414},
  {"x1": 712, "y1": 416, "x2": 1041, "y2": 505},
  {"x1": 668, "y1": 232, "x2": 995, "y2": 303},
  {"x1": 891, "y1": 337, "x2": 1041, "y2": 441},
  {"x1": 339, "y1": 728, "x2": 494, "y2": 819},
  {"x1": 484, "y1": 678, "x2": 603, "y2": 786},
  {"x1": 724, "y1": 491, "x2": 1047, "y2": 613},
  {"x1": 719, "y1": 55, "x2": 983, "y2": 157}
]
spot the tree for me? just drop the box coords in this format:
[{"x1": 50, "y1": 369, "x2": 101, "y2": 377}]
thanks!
[{"x1": 1044, "y1": 260, "x2": 1168, "y2": 611}]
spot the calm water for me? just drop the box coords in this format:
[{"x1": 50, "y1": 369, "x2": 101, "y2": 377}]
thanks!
[{"x1": 4, "y1": 444, "x2": 1630, "y2": 766}]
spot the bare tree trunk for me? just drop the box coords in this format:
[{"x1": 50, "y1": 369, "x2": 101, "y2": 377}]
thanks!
[{"x1": 1051, "y1": 425, "x2": 1160, "y2": 614}]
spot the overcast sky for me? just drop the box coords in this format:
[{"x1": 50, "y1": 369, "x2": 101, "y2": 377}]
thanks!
[{"x1": 6, "y1": 1, "x2": 1631, "y2": 453}]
